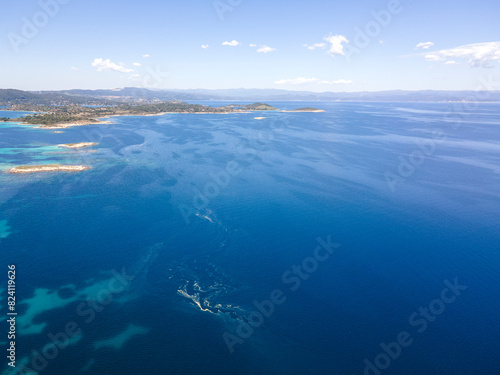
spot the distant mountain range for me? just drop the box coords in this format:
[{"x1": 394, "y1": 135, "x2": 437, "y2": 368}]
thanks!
[
  {"x1": 42, "y1": 87, "x2": 500, "y2": 102},
  {"x1": 35, "y1": 87, "x2": 215, "y2": 101},
  {"x1": 169, "y1": 88, "x2": 500, "y2": 102},
  {"x1": 2, "y1": 87, "x2": 500, "y2": 104},
  {"x1": 0, "y1": 89, "x2": 116, "y2": 106}
]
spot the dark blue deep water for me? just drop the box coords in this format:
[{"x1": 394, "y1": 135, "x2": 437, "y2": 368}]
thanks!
[{"x1": 0, "y1": 102, "x2": 499, "y2": 374}]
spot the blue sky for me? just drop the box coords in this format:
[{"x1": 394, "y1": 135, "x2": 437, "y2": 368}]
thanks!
[{"x1": 1, "y1": 0, "x2": 499, "y2": 92}]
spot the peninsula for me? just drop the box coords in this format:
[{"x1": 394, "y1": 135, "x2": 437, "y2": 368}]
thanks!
[
  {"x1": 6, "y1": 102, "x2": 280, "y2": 127},
  {"x1": 0, "y1": 89, "x2": 323, "y2": 128}
]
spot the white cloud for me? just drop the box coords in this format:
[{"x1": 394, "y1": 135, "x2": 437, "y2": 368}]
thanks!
[
  {"x1": 416, "y1": 42, "x2": 434, "y2": 50},
  {"x1": 423, "y1": 42, "x2": 500, "y2": 68},
  {"x1": 275, "y1": 77, "x2": 319, "y2": 85},
  {"x1": 201, "y1": 44, "x2": 209, "y2": 49},
  {"x1": 222, "y1": 40, "x2": 239, "y2": 47},
  {"x1": 249, "y1": 44, "x2": 276, "y2": 53},
  {"x1": 142, "y1": 54, "x2": 150, "y2": 58},
  {"x1": 133, "y1": 62, "x2": 141, "y2": 66},
  {"x1": 324, "y1": 34, "x2": 349, "y2": 57},
  {"x1": 257, "y1": 45, "x2": 276, "y2": 54},
  {"x1": 91, "y1": 58, "x2": 133, "y2": 73},
  {"x1": 444, "y1": 61, "x2": 458, "y2": 65},
  {"x1": 319, "y1": 79, "x2": 353, "y2": 85},
  {"x1": 304, "y1": 43, "x2": 326, "y2": 50},
  {"x1": 304, "y1": 35, "x2": 349, "y2": 57},
  {"x1": 424, "y1": 54, "x2": 442, "y2": 62},
  {"x1": 70, "y1": 67, "x2": 80, "y2": 71}
]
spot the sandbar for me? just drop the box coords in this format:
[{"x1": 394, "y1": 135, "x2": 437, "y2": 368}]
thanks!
[
  {"x1": 58, "y1": 142, "x2": 98, "y2": 149},
  {"x1": 7, "y1": 164, "x2": 91, "y2": 174}
]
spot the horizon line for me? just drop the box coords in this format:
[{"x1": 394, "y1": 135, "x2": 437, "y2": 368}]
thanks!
[{"x1": 3, "y1": 87, "x2": 500, "y2": 94}]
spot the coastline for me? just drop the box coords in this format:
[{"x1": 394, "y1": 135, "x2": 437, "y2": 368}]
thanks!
[
  {"x1": 1, "y1": 111, "x2": 258, "y2": 130},
  {"x1": 99, "y1": 110, "x2": 248, "y2": 118},
  {"x1": 35, "y1": 120, "x2": 113, "y2": 129},
  {"x1": 2, "y1": 108, "x2": 315, "y2": 130},
  {"x1": 33, "y1": 111, "x2": 253, "y2": 129}
]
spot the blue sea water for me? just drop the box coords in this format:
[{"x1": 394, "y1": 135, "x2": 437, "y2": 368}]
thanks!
[
  {"x1": 0, "y1": 110, "x2": 37, "y2": 119},
  {"x1": 0, "y1": 102, "x2": 499, "y2": 374}
]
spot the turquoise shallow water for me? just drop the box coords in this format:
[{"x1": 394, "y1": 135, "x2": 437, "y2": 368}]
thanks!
[
  {"x1": 0, "y1": 102, "x2": 499, "y2": 375},
  {"x1": 0, "y1": 219, "x2": 11, "y2": 239}
]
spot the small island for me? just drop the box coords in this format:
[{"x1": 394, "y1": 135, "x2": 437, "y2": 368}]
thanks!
[
  {"x1": 58, "y1": 142, "x2": 98, "y2": 149},
  {"x1": 227, "y1": 103, "x2": 278, "y2": 111},
  {"x1": 282, "y1": 107, "x2": 325, "y2": 113},
  {"x1": 7, "y1": 164, "x2": 91, "y2": 174}
]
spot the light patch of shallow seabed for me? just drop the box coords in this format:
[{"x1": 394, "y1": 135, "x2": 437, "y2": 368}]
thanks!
[
  {"x1": 79, "y1": 358, "x2": 96, "y2": 373},
  {"x1": 0, "y1": 145, "x2": 61, "y2": 155},
  {"x1": 0, "y1": 220, "x2": 11, "y2": 239},
  {"x1": 0, "y1": 145, "x2": 86, "y2": 173},
  {"x1": 0, "y1": 122, "x2": 29, "y2": 129},
  {"x1": 93, "y1": 324, "x2": 150, "y2": 350},
  {"x1": 17, "y1": 274, "x2": 140, "y2": 336}
]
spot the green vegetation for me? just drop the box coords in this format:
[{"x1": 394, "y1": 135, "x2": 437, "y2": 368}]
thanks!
[
  {"x1": 241, "y1": 103, "x2": 278, "y2": 110},
  {"x1": 14, "y1": 101, "x2": 236, "y2": 126},
  {"x1": 225, "y1": 103, "x2": 278, "y2": 111},
  {"x1": 118, "y1": 102, "x2": 231, "y2": 114},
  {"x1": 0, "y1": 89, "x2": 40, "y2": 103},
  {"x1": 23, "y1": 112, "x2": 99, "y2": 126}
]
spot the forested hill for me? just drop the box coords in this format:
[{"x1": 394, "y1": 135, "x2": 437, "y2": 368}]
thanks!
[{"x1": 0, "y1": 89, "x2": 116, "y2": 106}]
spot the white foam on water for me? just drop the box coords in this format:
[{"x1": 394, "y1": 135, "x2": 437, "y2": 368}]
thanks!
[{"x1": 177, "y1": 286, "x2": 216, "y2": 314}]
